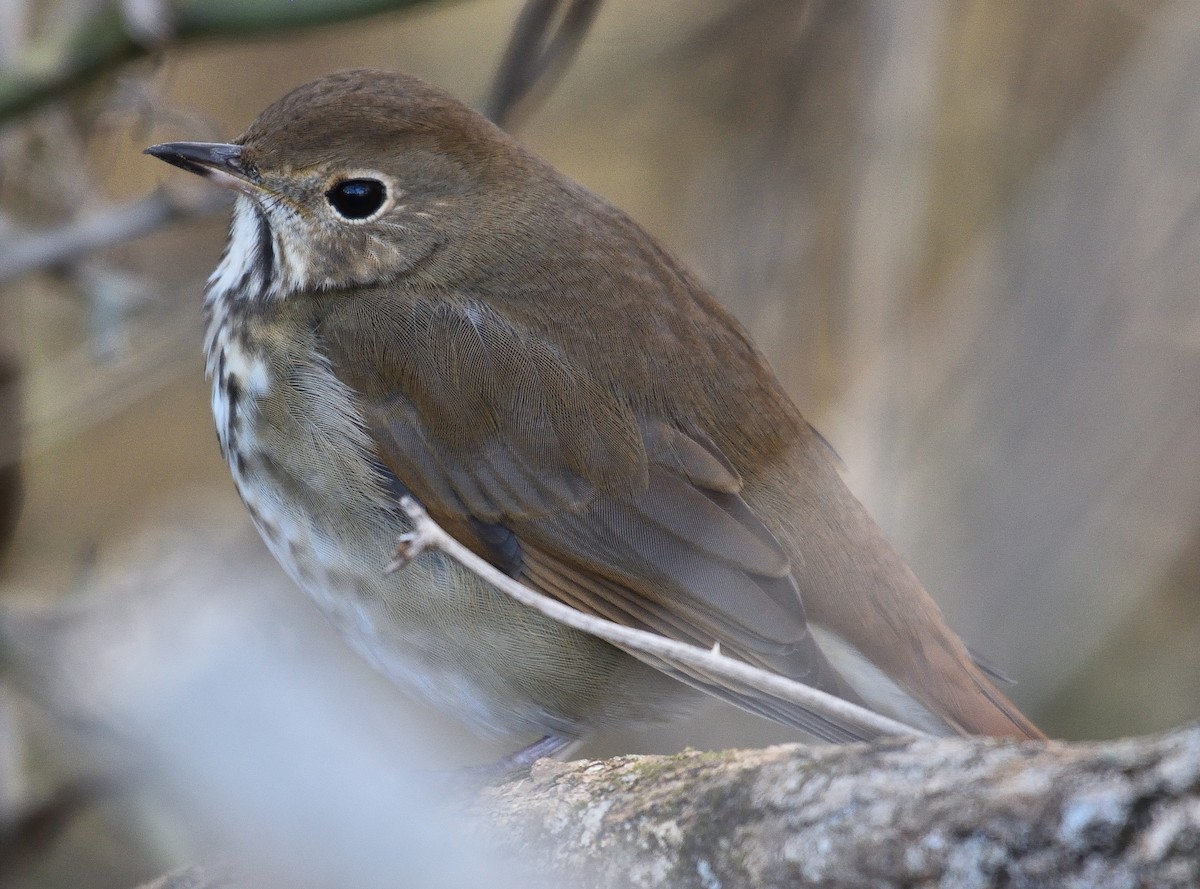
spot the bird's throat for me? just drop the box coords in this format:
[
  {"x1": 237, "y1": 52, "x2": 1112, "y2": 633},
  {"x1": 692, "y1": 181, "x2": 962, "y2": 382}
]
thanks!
[{"x1": 207, "y1": 196, "x2": 278, "y2": 306}]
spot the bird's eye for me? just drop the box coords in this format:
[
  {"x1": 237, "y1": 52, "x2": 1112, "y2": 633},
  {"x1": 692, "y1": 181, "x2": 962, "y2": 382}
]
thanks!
[{"x1": 325, "y1": 178, "x2": 387, "y2": 220}]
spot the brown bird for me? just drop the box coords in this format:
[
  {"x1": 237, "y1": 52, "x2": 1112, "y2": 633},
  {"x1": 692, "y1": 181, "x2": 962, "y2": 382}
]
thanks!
[{"x1": 146, "y1": 69, "x2": 1043, "y2": 760}]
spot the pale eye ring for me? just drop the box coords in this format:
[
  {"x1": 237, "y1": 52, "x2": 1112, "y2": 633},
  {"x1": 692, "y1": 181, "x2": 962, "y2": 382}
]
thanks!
[{"x1": 325, "y1": 178, "x2": 387, "y2": 220}]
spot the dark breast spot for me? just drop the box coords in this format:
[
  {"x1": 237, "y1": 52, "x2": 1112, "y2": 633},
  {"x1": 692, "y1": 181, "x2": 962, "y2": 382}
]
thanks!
[
  {"x1": 224, "y1": 374, "x2": 242, "y2": 418},
  {"x1": 254, "y1": 205, "x2": 276, "y2": 284}
]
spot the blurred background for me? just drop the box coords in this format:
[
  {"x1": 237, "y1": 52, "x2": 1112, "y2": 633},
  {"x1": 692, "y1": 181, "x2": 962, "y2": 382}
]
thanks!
[{"x1": 1, "y1": 0, "x2": 1199, "y2": 886}]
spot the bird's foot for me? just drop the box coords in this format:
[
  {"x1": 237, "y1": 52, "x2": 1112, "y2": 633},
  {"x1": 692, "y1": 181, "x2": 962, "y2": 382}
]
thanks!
[
  {"x1": 384, "y1": 533, "x2": 423, "y2": 574},
  {"x1": 457, "y1": 735, "x2": 579, "y2": 786},
  {"x1": 386, "y1": 496, "x2": 439, "y2": 573}
]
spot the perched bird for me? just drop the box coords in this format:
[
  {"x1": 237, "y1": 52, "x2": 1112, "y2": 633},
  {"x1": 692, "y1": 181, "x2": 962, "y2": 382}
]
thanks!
[{"x1": 146, "y1": 69, "x2": 1043, "y2": 760}]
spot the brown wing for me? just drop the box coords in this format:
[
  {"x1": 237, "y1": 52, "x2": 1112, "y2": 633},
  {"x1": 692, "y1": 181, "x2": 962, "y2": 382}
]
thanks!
[{"x1": 320, "y1": 294, "x2": 873, "y2": 741}]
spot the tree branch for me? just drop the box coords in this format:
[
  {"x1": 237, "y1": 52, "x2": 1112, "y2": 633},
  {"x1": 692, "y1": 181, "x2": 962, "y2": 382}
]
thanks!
[
  {"x1": 480, "y1": 725, "x2": 1200, "y2": 888},
  {"x1": 0, "y1": 187, "x2": 229, "y2": 283},
  {"x1": 131, "y1": 726, "x2": 1200, "y2": 889},
  {"x1": 0, "y1": 0, "x2": 442, "y2": 123}
]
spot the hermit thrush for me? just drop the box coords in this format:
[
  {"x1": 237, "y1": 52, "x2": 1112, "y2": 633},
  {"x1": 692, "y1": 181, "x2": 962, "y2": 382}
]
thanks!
[{"x1": 146, "y1": 70, "x2": 1043, "y2": 757}]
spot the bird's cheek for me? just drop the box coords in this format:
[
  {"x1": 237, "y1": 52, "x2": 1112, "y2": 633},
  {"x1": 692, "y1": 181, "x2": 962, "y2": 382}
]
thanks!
[
  {"x1": 270, "y1": 225, "x2": 334, "y2": 294},
  {"x1": 304, "y1": 229, "x2": 393, "y2": 290}
]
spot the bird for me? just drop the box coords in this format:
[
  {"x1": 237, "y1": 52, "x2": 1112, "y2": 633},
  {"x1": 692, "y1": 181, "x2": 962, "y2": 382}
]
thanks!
[{"x1": 145, "y1": 69, "x2": 1044, "y2": 762}]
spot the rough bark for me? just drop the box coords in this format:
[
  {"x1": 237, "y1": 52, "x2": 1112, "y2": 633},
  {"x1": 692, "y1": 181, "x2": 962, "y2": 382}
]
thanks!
[
  {"x1": 134, "y1": 726, "x2": 1199, "y2": 889},
  {"x1": 478, "y1": 727, "x2": 1200, "y2": 888}
]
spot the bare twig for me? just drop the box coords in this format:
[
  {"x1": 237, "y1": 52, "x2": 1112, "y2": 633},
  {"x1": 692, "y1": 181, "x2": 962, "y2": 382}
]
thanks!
[
  {"x1": 0, "y1": 0, "x2": 442, "y2": 123},
  {"x1": 0, "y1": 188, "x2": 229, "y2": 283},
  {"x1": 391, "y1": 496, "x2": 922, "y2": 741},
  {"x1": 484, "y1": 0, "x2": 604, "y2": 127}
]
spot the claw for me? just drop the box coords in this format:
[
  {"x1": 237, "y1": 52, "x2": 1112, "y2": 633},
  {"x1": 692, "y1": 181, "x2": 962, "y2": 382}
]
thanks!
[
  {"x1": 386, "y1": 496, "x2": 439, "y2": 573},
  {"x1": 386, "y1": 531, "x2": 427, "y2": 574}
]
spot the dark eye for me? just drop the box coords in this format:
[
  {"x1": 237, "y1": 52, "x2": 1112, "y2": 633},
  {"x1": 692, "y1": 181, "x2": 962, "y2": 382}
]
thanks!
[{"x1": 325, "y1": 178, "x2": 387, "y2": 219}]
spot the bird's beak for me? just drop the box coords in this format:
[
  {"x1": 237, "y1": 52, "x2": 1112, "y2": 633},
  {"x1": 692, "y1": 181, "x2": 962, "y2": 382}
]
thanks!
[{"x1": 144, "y1": 141, "x2": 259, "y2": 196}]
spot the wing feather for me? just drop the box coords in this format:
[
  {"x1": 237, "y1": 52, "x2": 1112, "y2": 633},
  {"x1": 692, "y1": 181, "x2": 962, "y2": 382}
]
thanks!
[{"x1": 321, "y1": 294, "x2": 865, "y2": 735}]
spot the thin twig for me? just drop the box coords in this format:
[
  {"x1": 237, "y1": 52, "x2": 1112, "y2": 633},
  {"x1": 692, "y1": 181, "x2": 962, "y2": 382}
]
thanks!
[
  {"x1": 391, "y1": 496, "x2": 923, "y2": 741},
  {"x1": 0, "y1": 188, "x2": 229, "y2": 283}
]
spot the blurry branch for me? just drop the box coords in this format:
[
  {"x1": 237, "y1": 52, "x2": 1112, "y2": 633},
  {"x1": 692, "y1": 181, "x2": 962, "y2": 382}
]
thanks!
[
  {"x1": 0, "y1": 0, "x2": 443, "y2": 124},
  {"x1": 392, "y1": 496, "x2": 921, "y2": 741},
  {"x1": 0, "y1": 520, "x2": 529, "y2": 889},
  {"x1": 0, "y1": 187, "x2": 229, "y2": 283},
  {"x1": 484, "y1": 0, "x2": 603, "y2": 127},
  {"x1": 0, "y1": 777, "x2": 114, "y2": 883}
]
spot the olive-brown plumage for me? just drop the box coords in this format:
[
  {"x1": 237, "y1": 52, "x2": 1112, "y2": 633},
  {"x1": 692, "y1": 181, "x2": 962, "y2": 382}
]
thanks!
[{"x1": 146, "y1": 69, "x2": 1043, "y2": 751}]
